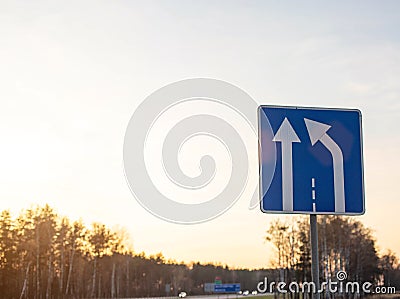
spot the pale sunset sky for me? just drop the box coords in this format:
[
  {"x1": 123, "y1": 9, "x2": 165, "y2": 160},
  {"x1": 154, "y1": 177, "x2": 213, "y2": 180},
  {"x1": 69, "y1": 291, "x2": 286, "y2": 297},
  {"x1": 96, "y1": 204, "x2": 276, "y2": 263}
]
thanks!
[{"x1": 1, "y1": 1, "x2": 399, "y2": 268}]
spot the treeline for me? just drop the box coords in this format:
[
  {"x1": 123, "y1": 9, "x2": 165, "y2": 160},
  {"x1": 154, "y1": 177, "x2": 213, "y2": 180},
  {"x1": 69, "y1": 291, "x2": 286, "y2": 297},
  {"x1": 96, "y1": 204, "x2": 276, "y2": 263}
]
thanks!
[
  {"x1": 0, "y1": 205, "x2": 274, "y2": 299},
  {"x1": 265, "y1": 216, "x2": 400, "y2": 293},
  {"x1": 1, "y1": 205, "x2": 399, "y2": 299}
]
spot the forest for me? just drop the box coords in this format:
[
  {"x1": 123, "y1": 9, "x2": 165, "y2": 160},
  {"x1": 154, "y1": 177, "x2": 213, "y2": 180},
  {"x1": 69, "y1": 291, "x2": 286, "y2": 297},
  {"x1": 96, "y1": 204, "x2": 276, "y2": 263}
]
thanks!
[{"x1": 0, "y1": 205, "x2": 399, "y2": 298}]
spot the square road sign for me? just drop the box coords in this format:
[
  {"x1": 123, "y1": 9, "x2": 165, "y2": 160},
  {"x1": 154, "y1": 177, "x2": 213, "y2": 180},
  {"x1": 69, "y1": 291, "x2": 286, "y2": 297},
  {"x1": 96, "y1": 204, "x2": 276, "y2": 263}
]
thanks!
[{"x1": 258, "y1": 106, "x2": 364, "y2": 215}]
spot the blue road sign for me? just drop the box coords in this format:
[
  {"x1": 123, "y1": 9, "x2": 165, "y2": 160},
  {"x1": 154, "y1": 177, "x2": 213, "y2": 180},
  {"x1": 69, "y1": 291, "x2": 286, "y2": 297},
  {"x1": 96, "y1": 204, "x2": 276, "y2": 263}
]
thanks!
[
  {"x1": 258, "y1": 106, "x2": 364, "y2": 215},
  {"x1": 214, "y1": 283, "x2": 241, "y2": 293}
]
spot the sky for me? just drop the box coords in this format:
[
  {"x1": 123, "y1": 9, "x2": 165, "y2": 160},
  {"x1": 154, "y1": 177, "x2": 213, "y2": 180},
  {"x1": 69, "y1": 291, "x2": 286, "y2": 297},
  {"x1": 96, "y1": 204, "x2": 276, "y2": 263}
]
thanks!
[{"x1": 1, "y1": 0, "x2": 400, "y2": 269}]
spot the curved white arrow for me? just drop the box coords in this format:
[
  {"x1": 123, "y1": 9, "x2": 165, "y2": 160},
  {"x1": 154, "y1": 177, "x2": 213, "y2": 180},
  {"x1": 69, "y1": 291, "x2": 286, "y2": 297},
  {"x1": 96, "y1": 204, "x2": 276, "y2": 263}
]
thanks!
[
  {"x1": 273, "y1": 118, "x2": 300, "y2": 212},
  {"x1": 304, "y1": 118, "x2": 345, "y2": 213}
]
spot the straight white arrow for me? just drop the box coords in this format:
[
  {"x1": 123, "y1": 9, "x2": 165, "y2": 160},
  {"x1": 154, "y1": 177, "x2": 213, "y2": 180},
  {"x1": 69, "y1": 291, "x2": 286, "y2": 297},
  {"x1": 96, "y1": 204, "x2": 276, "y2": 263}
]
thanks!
[
  {"x1": 304, "y1": 118, "x2": 345, "y2": 213},
  {"x1": 273, "y1": 118, "x2": 300, "y2": 212}
]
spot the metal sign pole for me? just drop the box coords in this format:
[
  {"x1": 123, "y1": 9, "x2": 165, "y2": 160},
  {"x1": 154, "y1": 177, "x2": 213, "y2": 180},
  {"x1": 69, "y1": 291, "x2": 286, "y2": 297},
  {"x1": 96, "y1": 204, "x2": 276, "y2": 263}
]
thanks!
[{"x1": 310, "y1": 214, "x2": 320, "y2": 299}]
